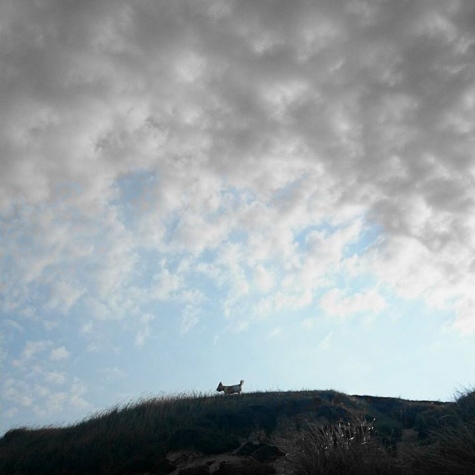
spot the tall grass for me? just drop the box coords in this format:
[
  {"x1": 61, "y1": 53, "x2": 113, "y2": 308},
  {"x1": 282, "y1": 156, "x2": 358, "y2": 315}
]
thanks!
[
  {"x1": 286, "y1": 387, "x2": 475, "y2": 475},
  {"x1": 2, "y1": 388, "x2": 472, "y2": 475},
  {"x1": 404, "y1": 388, "x2": 475, "y2": 475},
  {"x1": 0, "y1": 390, "x2": 298, "y2": 475},
  {"x1": 288, "y1": 418, "x2": 402, "y2": 475}
]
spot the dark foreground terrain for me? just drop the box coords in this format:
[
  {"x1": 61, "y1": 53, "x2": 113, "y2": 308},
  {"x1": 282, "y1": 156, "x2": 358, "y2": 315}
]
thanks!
[{"x1": 1, "y1": 388, "x2": 475, "y2": 475}]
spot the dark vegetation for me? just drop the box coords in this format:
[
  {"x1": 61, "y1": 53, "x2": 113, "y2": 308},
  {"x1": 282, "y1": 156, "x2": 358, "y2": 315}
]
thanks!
[{"x1": 0, "y1": 388, "x2": 473, "y2": 475}]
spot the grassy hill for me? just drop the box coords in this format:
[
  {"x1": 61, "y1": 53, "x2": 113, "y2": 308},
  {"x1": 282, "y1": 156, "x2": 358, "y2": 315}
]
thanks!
[{"x1": 1, "y1": 388, "x2": 474, "y2": 475}]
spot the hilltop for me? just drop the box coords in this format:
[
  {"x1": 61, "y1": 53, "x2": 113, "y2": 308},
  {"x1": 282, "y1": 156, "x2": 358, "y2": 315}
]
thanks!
[{"x1": 1, "y1": 388, "x2": 474, "y2": 475}]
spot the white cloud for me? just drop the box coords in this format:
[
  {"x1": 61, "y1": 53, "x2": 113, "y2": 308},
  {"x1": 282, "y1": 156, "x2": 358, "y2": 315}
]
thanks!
[
  {"x1": 318, "y1": 331, "x2": 334, "y2": 350},
  {"x1": 254, "y1": 265, "x2": 275, "y2": 293},
  {"x1": 0, "y1": 2, "x2": 473, "y2": 330},
  {"x1": 4, "y1": 319, "x2": 24, "y2": 332},
  {"x1": 22, "y1": 341, "x2": 51, "y2": 359},
  {"x1": 42, "y1": 392, "x2": 68, "y2": 416},
  {"x1": 252, "y1": 297, "x2": 275, "y2": 319},
  {"x1": 180, "y1": 305, "x2": 200, "y2": 334},
  {"x1": 50, "y1": 346, "x2": 71, "y2": 361},
  {"x1": 43, "y1": 320, "x2": 59, "y2": 331},
  {"x1": 85, "y1": 298, "x2": 114, "y2": 321},
  {"x1": 47, "y1": 280, "x2": 85, "y2": 315},
  {"x1": 2, "y1": 373, "x2": 91, "y2": 423},
  {"x1": 2, "y1": 0, "x2": 475, "y2": 436},
  {"x1": 20, "y1": 394, "x2": 34, "y2": 407},
  {"x1": 453, "y1": 296, "x2": 475, "y2": 336},
  {"x1": 320, "y1": 288, "x2": 387, "y2": 318},
  {"x1": 44, "y1": 371, "x2": 67, "y2": 385},
  {"x1": 267, "y1": 327, "x2": 282, "y2": 339},
  {"x1": 302, "y1": 318, "x2": 315, "y2": 330},
  {"x1": 275, "y1": 290, "x2": 314, "y2": 312},
  {"x1": 13, "y1": 341, "x2": 52, "y2": 368},
  {"x1": 135, "y1": 313, "x2": 156, "y2": 348},
  {"x1": 0, "y1": 0, "x2": 474, "y2": 397},
  {"x1": 178, "y1": 288, "x2": 207, "y2": 305},
  {"x1": 150, "y1": 267, "x2": 183, "y2": 301},
  {"x1": 4, "y1": 408, "x2": 18, "y2": 419},
  {"x1": 70, "y1": 394, "x2": 91, "y2": 411},
  {"x1": 102, "y1": 366, "x2": 128, "y2": 382}
]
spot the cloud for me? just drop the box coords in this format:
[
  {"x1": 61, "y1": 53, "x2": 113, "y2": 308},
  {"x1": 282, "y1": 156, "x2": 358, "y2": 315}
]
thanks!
[
  {"x1": 44, "y1": 371, "x2": 67, "y2": 385},
  {"x1": 150, "y1": 266, "x2": 184, "y2": 301},
  {"x1": 12, "y1": 340, "x2": 52, "y2": 368},
  {"x1": 50, "y1": 346, "x2": 71, "y2": 361},
  {"x1": 267, "y1": 327, "x2": 282, "y2": 339},
  {"x1": 47, "y1": 280, "x2": 86, "y2": 315},
  {"x1": 70, "y1": 394, "x2": 91, "y2": 411},
  {"x1": 318, "y1": 331, "x2": 334, "y2": 350},
  {"x1": 21, "y1": 341, "x2": 51, "y2": 360},
  {"x1": 21, "y1": 341, "x2": 51, "y2": 359},
  {"x1": 0, "y1": 0, "x2": 474, "y2": 344},
  {"x1": 453, "y1": 297, "x2": 475, "y2": 336},
  {"x1": 4, "y1": 320, "x2": 24, "y2": 332},
  {"x1": 4, "y1": 408, "x2": 18, "y2": 419},
  {"x1": 180, "y1": 305, "x2": 200, "y2": 334},
  {"x1": 302, "y1": 318, "x2": 315, "y2": 330},
  {"x1": 254, "y1": 265, "x2": 275, "y2": 293},
  {"x1": 320, "y1": 288, "x2": 387, "y2": 318},
  {"x1": 3, "y1": 2, "x2": 475, "y2": 433},
  {"x1": 135, "y1": 313, "x2": 156, "y2": 348},
  {"x1": 101, "y1": 366, "x2": 128, "y2": 382},
  {"x1": 2, "y1": 373, "x2": 90, "y2": 422}
]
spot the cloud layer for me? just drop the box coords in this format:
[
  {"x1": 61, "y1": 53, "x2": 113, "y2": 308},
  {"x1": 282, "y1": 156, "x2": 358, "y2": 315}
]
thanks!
[{"x1": 2, "y1": 0, "x2": 475, "y2": 430}]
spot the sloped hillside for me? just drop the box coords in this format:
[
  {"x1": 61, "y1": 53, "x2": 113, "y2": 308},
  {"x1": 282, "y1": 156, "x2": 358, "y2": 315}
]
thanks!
[{"x1": 1, "y1": 388, "x2": 471, "y2": 475}]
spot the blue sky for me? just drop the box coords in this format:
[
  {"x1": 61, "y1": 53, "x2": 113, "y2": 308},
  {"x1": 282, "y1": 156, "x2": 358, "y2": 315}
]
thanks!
[{"x1": 2, "y1": 0, "x2": 475, "y2": 435}]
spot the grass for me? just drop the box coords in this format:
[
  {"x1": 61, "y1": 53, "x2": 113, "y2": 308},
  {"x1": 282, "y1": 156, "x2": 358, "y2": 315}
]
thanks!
[
  {"x1": 1, "y1": 388, "x2": 473, "y2": 475},
  {"x1": 288, "y1": 419, "x2": 401, "y2": 475},
  {"x1": 402, "y1": 388, "x2": 475, "y2": 475},
  {"x1": 0, "y1": 390, "x2": 293, "y2": 475}
]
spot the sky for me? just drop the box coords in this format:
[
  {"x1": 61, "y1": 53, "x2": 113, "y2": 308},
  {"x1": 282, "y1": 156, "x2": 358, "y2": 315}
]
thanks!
[{"x1": 1, "y1": 0, "x2": 475, "y2": 435}]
